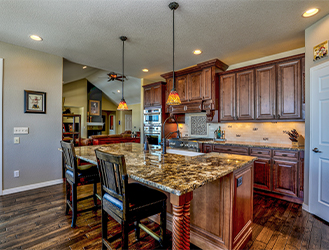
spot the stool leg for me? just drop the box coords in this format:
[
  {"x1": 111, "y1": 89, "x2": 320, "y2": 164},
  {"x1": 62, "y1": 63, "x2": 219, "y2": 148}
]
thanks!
[
  {"x1": 122, "y1": 221, "x2": 129, "y2": 249},
  {"x1": 65, "y1": 180, "x2": 70, "y2": 215},
  {"x1": 93, "y1": 181, "x2": 97, "y2": 207},
  {"x1": 101, "y1": 208, "x2": 108, "y2": 249},
  {"x1": 71, "y1": 183, "x2": 77, "y2": 228},
  {"x1": 160, "y1": 200, "x2": 167, "y2": 248},
  {"x1": 134, "y1": 220, "x2": 140, "y2": 241}
]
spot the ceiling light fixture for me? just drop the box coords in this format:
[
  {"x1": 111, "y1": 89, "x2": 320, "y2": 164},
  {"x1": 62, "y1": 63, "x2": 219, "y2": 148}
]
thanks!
[
  {"x1": 117, "y1": 90, "x2": 120, "y2": 93},
  {"x1": 142, "y1": 69, "x2": 149, "y2": 72},
  {"x1": 302, "y1": 8, "x2": 319, "y2": 17},
  {"x1": 107, "y1": 72, "x2": 118, "y2": 81},
  {"x1": 30, "y1": 35, "x2": 43, "y2": 41},
  {"x1": 82, "y1": 66, "x2": 87, "y2": 69},
  {"x1": 193, "y1": 50, "x2": 202, "y2": 55},
  {"x1": 166, "y1": 2, "x2": 181, "y2": 106},
  {"x1": 117, "y1": 36, "x2": 129, "y2": 111}
]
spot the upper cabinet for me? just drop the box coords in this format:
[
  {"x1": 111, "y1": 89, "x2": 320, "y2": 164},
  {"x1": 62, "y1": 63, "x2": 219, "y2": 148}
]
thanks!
[
  {"x1": 219, "y1": 54, "x2": 305, "y2": 122},
  {"x1": 143, "y1": 81, "x2": 166, "y2": 109},
  {"x1": 161, "y1": 59, "x2": 229, "y2": 122}
]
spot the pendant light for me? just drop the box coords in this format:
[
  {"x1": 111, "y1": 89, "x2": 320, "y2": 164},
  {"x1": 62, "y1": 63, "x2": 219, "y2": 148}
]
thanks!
[
  {"x1": 117, "y1": 36, "x2": 129, "y2": 110},
  {"x1": 166, "y1": 2, "x2": 181, "y2": 105}
]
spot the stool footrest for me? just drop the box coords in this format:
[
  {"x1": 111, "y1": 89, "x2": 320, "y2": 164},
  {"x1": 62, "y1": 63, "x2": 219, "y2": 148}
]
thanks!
[{"x1": 139, "y1": 222, "x2": 160, "y2": 242}]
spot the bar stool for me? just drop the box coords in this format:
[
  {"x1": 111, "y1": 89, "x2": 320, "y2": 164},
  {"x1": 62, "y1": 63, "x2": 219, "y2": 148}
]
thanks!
[
  {"x1": 95, "y1": 149, "x2": 167, "y2": 249},
  {"x1": 60, "y1": 141, "x2": 100, "y2": 227}
]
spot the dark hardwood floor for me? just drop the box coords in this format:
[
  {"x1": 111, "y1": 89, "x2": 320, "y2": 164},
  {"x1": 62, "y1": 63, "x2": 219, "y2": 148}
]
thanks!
[{"x1": 0, "y1": 183, "x2": 328, "y2": 250}]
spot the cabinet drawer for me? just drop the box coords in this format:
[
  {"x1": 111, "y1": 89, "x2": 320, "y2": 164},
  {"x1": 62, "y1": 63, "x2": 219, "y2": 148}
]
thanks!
[
  {"x1": 213, "y1": 145, "x2": 249, "y2": 155},
  {"x1": 250, "y1": 148, "x2": 271, "y2": 158},
  {"x1": 273, "y1": 150, "x2": 298, "y2": 160}
]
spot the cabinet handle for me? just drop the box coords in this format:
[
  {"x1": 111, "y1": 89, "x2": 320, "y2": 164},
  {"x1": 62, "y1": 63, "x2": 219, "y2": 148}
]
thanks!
[
  {"x1": 273, "y1": 114, "x2": 276, "y2": 119},
  {"x1": 227, "y1": 149, "x2": 232, "y2": 151},
  {"x1": 277, "y1": 114, "x2": 280, "y2": 119},
  {"x1": 282, "y1": 154, "x2": 287, "y2": 157},
  {"x1": 257, "y1": 152, "x2": 262, "y2": 154}
]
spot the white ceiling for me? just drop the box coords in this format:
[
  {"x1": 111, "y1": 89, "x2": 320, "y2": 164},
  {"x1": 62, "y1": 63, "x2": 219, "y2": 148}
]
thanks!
[{"x1": 1, "y1": 0, "x2": 329, "y2": 104}]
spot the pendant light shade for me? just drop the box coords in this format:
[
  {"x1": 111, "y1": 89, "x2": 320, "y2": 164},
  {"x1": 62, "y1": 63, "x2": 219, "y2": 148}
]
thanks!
[
  {"x1": 166, "y1": 2, "x2": 181, "y2": 106},
  {"x1": 117, "y1": 36, "x2": 129, "y2": 110}
]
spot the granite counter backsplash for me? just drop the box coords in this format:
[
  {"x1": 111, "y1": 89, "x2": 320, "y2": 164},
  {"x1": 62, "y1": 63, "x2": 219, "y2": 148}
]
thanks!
[
  {"x1": 74, "y1": 143, "x2": 257, "y2": 196},
  {"x1": 198, "y1": 140, "x2": 304, "y2": 151}
]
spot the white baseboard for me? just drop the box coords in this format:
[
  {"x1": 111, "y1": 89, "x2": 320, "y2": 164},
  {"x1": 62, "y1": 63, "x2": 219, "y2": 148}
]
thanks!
[
  {"x1": 302, "y1": 203, "x2": 309, "y2": 212},
  {"x1": 2, "y1": 179, "x2": 63, "y2": 196}
]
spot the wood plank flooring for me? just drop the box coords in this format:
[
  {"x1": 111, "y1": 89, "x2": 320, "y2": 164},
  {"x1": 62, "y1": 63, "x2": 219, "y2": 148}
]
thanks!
[{"x1": 0, "y1": 183, "x2": 328, "y2": 250}]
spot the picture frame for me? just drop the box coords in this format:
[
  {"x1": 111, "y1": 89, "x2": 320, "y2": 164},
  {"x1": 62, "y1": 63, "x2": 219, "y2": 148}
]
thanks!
[
  {"x1": 313, "y1": 41, "x2": 328, "y2": 61},
  {"x1": 24, "y1": 90, "x2": 46, "y2": 114},
  {"x1": 89, "y1": 100, "x2": 100, "y2": 116}
]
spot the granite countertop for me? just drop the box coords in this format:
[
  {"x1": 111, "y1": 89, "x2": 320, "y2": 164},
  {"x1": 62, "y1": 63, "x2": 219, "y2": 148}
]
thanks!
[
  {"x1": 198, "y1": 140, "x2": 304, "y2": 151},
  {"x1": 74, "y1": 143, "x2": 257, "y2": 196}
]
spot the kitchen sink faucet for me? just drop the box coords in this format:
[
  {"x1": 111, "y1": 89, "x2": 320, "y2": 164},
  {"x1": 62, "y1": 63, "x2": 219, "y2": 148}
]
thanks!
[{"x1": 162, "y1": 115, "x2": 180, "y2": 154}]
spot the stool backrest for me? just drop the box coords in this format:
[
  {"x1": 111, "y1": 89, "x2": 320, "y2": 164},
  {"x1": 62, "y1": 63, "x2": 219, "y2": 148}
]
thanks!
[
  {"x1": 94, "y1": 149, "x2": 128, "y2": 212},
  {"x1": 60, "y1": 141, "x2": 78, "y2": 182}
]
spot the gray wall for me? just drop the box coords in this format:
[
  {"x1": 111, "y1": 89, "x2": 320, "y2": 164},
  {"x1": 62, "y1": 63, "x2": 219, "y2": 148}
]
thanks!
[
  {"x1": 304, "y1": 14, "x2": 329, "y2": 206},
  {"x1": 1, "y1": 41, "x2": 63, "y2": 190}
]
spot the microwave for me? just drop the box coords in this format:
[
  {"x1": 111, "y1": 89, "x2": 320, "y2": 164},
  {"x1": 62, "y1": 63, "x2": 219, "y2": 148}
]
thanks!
[{"x1": 144, "y1": 108, "x2": 161, "y2": 124}]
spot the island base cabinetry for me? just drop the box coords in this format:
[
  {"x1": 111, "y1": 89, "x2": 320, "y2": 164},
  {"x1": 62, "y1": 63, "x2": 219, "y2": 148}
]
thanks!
[{"x1": 150, "y1": 162, "x2": 254, "y2": 250}]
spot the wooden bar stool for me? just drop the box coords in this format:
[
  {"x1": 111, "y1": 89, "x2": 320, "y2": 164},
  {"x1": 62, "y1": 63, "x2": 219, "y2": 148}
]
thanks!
[
  {"x1": 95, "y1": 149, "x2": 167, "y2": 249},
  {"x1": 60, "y1": 141, "x2": 100, "y2": 227}
]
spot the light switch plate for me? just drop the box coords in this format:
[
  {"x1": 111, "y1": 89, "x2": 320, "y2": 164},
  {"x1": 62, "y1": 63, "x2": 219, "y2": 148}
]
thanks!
[
  {"x1": 14, "y1": 137, "x2": 20, "y2": 144},
  {"x1": 14, "y1": 127, "x2": 29, "y2": 134}
]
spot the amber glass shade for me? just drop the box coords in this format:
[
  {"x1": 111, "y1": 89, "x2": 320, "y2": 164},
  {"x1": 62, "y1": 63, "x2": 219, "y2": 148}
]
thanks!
[
  {"x1": 166, "y1": 89, "x2": 181, "y2": 105},
  {"x1": 117, "y1": 99, "x2": 128, "y2": 110}
]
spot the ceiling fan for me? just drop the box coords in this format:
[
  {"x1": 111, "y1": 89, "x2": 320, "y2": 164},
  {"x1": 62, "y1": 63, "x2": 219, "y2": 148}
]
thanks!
[{"x1": 107, "y1": 72, "x2": 128, "y2": 82}]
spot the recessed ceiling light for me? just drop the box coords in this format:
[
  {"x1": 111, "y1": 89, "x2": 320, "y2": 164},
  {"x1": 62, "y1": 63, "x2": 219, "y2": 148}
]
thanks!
[
  {"x1": 142, "y1": 69, "x2": 149, "y2": 72},
  {"x1": 117, "y1": 90, "x2": 121, "y2": 93},
  {"x1": 303, "y1": 8, "x2": 319, "y2": 17},
  {"x1": 82, "y1": 66, "x2": 87, "y2": 69},
  {"x1": 193, "y1": 50, "x2": 202, "y2": 55},
  {"x1": 29, "y1": 35, "x2": 43, "y2": 41}
]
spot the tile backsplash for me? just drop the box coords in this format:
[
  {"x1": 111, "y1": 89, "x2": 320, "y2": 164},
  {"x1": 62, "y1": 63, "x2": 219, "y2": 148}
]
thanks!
[{"x1": 178, "y1": 114, "x2": 305, "y2": 145}]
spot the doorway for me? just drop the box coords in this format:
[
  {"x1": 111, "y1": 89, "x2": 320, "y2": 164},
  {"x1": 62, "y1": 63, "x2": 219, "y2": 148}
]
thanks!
[
  {"x1": 309, "y1": 60, "x2": 329, "y2": 222},
  {"x1": 109, "y1": 114, "x2": 116, "y2": 135},
  {"x1": 125, "y1": 114, "x2": 132, "y2": 131}
]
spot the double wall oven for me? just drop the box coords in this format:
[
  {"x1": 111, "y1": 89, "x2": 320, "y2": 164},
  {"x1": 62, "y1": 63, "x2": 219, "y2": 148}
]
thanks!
[{"x1": 143, "y1": 108, "x2": 162, "y2": 145}]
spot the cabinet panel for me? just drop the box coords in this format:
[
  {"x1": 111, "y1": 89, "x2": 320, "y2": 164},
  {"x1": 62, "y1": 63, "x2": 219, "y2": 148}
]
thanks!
[
  {"x1": 236, "y1": 70, "x2": 254, "y2": 120},
  {"x1": 254, "y1": 158, "x2": 271, "y2": 191},
  {"x1": 255, "y1": 65, "x2": 276, "y2": 120},
  {"x1": 176, "y1": 75, "x2": 188, "y2": 102},
  {"x1": 203, "y1": 144, "x2": 213, "y2": 153},
  {"x1": 220, "y1": 74, "x2": 236, "y2": 121},
  {"x1": 202, "y1": 67, "x2": 212, "y2": 100},
  {"x1": 165, "y1": 78, "x2": 173, "y2": 112},
  {"x1": 153, "y1": 85, "x2": 162, "y2": 106},
  {"x1": 273, "y1": 160, "x2": 298, "y2": 197},
  {"x1": 213, "y1": 145, "x2": 249, "y2": 155},
  {"x1": 277, "y1": 59, "x2": 302, "y2": 119},
  {"x1": 144, "y1": 87, "x2": 153, "y2": 107},
  {"x1": 189, "y1": 72, "x2": 203, "y2": 101}
]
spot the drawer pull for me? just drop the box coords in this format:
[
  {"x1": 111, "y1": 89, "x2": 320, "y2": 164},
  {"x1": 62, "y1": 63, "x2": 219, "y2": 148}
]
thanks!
[
  {"x1": 257, "y1": 152, "x2": 263, "y2": 154},
  {"x1": 227, "y1": 149, "x2": 232, "y2": 151},
  {"x1": 282, "y1": 154, "x2": 288, "y2": 157}
]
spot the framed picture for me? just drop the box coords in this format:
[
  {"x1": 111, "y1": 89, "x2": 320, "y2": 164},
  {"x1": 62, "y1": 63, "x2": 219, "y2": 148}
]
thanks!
[
  {"x1": 313, "y1": 41, "x2": 328, "y2": 61},
  {"x1": 89, "y1": 100, "x2": 100, "y2": 116},
  {"x1": 24, "y1": 90, "x2": 46, "y2": 114}
]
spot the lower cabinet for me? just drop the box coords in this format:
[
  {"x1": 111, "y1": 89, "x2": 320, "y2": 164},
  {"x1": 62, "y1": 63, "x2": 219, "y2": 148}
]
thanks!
[
  {"x1": 253, "y1": 158, "x2": 271, "y2": 191},
  {"x1": 201, "y1": 143, "x2": 303, "y2": 203}
]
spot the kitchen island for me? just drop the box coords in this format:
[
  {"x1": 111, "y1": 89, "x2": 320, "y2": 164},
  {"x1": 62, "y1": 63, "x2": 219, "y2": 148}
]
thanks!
[{"x1": 74, "y1": 143, "x2": 257, "y2": 250}]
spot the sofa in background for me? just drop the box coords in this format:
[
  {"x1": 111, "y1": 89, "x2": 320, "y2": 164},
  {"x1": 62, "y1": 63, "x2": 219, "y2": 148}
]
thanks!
[{"x1": 76, "y1": 131, "x2": 140, "y2": 146}]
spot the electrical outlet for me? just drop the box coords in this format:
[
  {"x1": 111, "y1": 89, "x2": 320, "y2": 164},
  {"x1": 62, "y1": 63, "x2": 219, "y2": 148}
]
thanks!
[
  {"x1": 14, "y1": 127, "x2": 29, "y2": 134},
  {"x1": 253, "y1": 128, "x2": 258, "y2": 131},
  {"x1": 14, "y1": 137, "x2": 20, "y2": 144},
  {"x1": 236, "y1": 134, "x2": 241, "y2": 137},
  {"x1": 263, "y1": 137, "x2": 269, "y2": 141},
  {"x1": 14, "y1": 170, "x2": 19, "y2": 178},
  {"x1": 228, "y1": 125, "x2": 233, "y2": 128}
]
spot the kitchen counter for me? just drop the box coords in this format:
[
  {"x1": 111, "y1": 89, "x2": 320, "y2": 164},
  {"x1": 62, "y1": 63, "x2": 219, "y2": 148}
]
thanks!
[
  {"x1": 198, "y1": 140, "x2": 304, "y2": 151},
  {"x1": 74, "y1": 143, "x2": 256, "y2": 196},
  {"x1": 74, "y1": 143, "x2": 257, "y2": 250}
]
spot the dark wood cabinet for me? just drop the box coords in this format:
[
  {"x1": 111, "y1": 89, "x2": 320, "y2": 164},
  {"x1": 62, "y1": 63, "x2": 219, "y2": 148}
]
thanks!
[
  {"x1": 202, "y1": 67, "x2": 212, "y2": 100},
  {"x1": 220, "y1": 73, "x2": 236, "y2": 121},
  {"x1": 219, "y1": 53, "x2": 305, "y2": 122},
  {"x1": 273, "y1": 160, "x2": 298, "y2": 197},
  {"x1": 277, "y1": 59, "x2": 302, "y2": 119},
  {"x1": 253, "y1": 158, "x2": 271, "y2": 191},
  {"x1": 236, "y1": 70, "x2": 254, "y2": 120},
  {"x1": 201, "y1": 143, "x2": 304, "y2": 203},
  {"x1": 143, "y1": 81, "x2": 166, "y2": 109},
  {"x1": 188, "y1": 71, "x2": 202, "y2": 101},
  {"x1": 176, "y1": 75, "x2": 188, "y2": 102}
]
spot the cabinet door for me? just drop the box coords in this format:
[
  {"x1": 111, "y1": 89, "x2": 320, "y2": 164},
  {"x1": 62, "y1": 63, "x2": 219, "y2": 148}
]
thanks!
[
  {"x1": 254, "y1": 158, "x2": 271, "y2": 191},
  {"x1": 255, "y1": 65, "x2": 276, "y2": 120},
  {"x1": 165, "y1": 78, "x2": 173, "y2": 112},
  {"x1": 220, "y1": 74, "x2": 236, "y2": 121},
  {"x1": 273, "y1": 160, "x2": 298, "y2": 197},
  {"x1": 152, "y1": 85, "x2": 162, "y2": 106},
  {"x1": 144, "y1": 86, "x2": 153, "y2": 107},
  {"x1": 277, "y1": 59, "x2": 302, "y2": 119},
  {"x1": 203, "y1": 144, "x2": 213, "y2": 153},
  {"x1": 189, "y1": 72, "x2": 203, "y2": 101},
  {"x1": 236, "y1": 70, "x2": 254, "y2": 120},
  {"x1": 176, "y1": 75, "x2": 188, "y2": 102},
  {"x1": 202, "y1": 67, "x2": 212, "y2": 100}
]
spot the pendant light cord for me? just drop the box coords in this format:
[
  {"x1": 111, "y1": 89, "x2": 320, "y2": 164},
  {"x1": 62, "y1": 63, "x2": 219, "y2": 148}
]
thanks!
[
  {"x1": 172, "y1": 6, "x2": 175, "y2": 90},
  {"x1": 122, "y1": 39, "x2": 124, "y2": 100}
]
